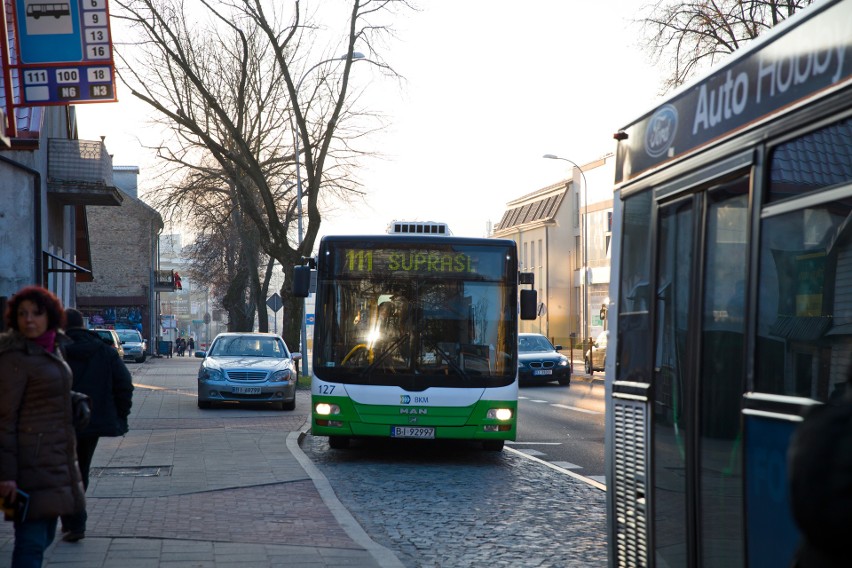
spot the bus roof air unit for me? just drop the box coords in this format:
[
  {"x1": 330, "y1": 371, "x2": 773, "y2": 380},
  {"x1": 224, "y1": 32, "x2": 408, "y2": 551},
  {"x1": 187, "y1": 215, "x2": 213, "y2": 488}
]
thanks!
[{"x1": 387, "y1": 221, "x2": 451, "y2": 236}]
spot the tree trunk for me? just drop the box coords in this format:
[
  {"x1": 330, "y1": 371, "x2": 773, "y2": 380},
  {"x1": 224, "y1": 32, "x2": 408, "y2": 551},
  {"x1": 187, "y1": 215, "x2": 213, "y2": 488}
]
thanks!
[{"x1": 223, "y1": 264, "x2": 254, "y2": 331}]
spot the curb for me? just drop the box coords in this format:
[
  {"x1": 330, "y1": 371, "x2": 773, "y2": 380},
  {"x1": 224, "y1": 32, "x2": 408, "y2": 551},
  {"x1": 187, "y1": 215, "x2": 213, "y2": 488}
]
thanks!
[{"x1": 289, "y1": 427, "x2": 405, "y2": 568}]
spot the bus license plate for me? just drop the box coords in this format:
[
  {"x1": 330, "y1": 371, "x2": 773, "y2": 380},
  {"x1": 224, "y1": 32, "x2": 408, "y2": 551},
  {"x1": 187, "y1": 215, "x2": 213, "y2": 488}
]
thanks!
[
  {"x1": 533, "y1": 369, "x2": 552, "y2": 376},
  {"x1": 232, "y1": 386, "x2": 261, "y2": 394},
  {"x1": 391, "y1": 426, "x2": 435, "y2": 439}
]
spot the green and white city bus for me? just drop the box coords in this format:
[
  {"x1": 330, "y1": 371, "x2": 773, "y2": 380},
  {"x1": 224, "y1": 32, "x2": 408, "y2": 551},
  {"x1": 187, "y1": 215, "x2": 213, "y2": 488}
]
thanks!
[{"x1": 293, "y1": 221, "x2": 537, "y2": 451}]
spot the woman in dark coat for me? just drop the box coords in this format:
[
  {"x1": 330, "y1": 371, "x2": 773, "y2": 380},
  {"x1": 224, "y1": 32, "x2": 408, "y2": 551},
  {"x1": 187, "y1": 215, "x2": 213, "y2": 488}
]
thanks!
[{"x1": 0, "y1": 286, "x2": 85, "y2": 568}]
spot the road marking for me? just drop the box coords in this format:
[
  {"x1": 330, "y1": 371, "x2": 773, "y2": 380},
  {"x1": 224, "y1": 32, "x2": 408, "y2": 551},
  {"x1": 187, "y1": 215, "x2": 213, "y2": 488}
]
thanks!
[
  {"x1": 506, "y1": 447, "x2": 606, "y2": 491},
  {"x1": 506, "y1": 441, "x2": 562, "y2": 445},
  {"x1": 551, "y1": 403, "x2": 603, "y2": 415},
  {"x1": 551, "y1": 461, "x2": 582, "y2": 470},
  {"x1": 528, "y1": 399, "x2": 548, "y2": 403},
  {"x1": 514, "y1": 449, "x2": 547, "y2": 456},
  {"x1": 134, "y1": 383, "x2": 198, "y2": 397}
]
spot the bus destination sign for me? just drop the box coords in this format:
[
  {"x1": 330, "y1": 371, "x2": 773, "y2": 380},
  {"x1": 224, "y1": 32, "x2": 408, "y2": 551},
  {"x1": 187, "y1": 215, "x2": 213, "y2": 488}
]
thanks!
[
  {"x1": 12, "y1": 0, "x2": 117, "y2": 105},
  {"x1": 342, "y1": 249, "x2": 477, "y2": 275}
]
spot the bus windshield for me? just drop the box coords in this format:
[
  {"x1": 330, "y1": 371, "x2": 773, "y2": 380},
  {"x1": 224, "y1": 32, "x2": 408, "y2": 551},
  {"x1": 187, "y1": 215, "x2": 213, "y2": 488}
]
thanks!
[{"x1": 313, "y1": 241, "x2": 517, "y2": 389}]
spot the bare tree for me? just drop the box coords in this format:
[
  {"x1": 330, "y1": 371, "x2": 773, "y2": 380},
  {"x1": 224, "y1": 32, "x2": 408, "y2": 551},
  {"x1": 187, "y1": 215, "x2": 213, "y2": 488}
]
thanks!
[
  {"x1": 113, "y1": 0, "x2": 407, "y2": 349},
  {"x1": 639, "y1": 0, "x2": 816, "y2": 92}
]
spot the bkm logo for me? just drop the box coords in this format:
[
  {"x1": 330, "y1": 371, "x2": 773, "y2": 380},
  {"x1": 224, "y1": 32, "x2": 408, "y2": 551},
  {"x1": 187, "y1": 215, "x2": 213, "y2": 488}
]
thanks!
[{"x1": 400, "y1": 395, "x2": 411, "y2": 404}]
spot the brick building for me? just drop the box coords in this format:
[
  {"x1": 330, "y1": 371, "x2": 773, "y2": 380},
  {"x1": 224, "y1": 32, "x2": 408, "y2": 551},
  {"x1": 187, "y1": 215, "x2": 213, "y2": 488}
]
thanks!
[{"x1": 76, "y1": 167, "x2": 163, "y2": 350}]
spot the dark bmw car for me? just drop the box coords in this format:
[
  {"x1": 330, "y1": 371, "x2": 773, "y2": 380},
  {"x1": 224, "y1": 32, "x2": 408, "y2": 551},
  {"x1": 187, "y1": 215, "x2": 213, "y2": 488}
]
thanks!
[{"x1": 518, "y1": 333, "x2": 571, "y2": 386}]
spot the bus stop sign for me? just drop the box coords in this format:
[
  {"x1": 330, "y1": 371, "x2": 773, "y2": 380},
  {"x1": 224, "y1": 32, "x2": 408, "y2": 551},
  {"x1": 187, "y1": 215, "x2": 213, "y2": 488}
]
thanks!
[{"x1": 11, "y1": 0, "x2": 117, "y2": 105}]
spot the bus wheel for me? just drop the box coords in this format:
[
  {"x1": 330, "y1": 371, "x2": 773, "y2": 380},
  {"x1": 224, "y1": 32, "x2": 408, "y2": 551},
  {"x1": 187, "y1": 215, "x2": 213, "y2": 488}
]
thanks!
[
  {"x1": 329, "y1": 436, "x2": 350, "y2": 449},
  {"x1": 482, "y1": 440, "x2": 504, "y2": 451}
]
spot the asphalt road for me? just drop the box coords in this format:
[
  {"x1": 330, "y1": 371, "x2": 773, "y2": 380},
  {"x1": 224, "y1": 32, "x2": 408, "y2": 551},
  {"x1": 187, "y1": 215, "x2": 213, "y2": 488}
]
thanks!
[{"x1": 514, "y1": 374, "x2": 606, "y2": 485}]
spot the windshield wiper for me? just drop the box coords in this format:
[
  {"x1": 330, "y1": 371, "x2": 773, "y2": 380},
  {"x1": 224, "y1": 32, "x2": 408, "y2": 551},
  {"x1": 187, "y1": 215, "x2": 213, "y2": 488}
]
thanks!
[
  {"x1": 358, "y1": 334, "x2": 410, "y2": 380},
  {"x1": 424, "y1": 341, "x2": 474, "y2": 381}
]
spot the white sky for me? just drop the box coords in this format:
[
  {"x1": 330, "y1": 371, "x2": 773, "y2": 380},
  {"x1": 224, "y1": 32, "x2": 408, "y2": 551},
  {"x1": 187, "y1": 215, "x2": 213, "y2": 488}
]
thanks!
[{"x1": 76, "y1": 1, "x2": 665, "y2": 242}]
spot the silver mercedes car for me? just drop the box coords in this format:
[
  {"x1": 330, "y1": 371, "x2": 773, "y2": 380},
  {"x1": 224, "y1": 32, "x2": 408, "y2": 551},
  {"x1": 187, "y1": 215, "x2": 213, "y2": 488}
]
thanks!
[{"x1": 196, "y1": 332, "x2": 301, "y2": 410}]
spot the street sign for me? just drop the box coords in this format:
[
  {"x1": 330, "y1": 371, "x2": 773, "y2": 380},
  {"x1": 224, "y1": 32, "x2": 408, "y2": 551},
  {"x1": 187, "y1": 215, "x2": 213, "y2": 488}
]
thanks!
[
  {"x1": 306, "y1": 313, "x2": 315, "y2": 325},
  {"x1": 11, "y1": 0, "x2": 117, "y2": 105},
  {"x1": 266, "y1": 293, "x2": 283, "y2": 313}
]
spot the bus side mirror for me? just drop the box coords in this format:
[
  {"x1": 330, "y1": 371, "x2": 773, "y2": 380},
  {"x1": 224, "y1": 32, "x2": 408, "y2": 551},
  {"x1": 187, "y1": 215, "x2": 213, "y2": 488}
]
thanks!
[
  {"x1": 520, "y1": 289, "x2": 537, "y2": 320},
  {"x1": 292, "y1": 266, "x2": 311, "y2": 297}
]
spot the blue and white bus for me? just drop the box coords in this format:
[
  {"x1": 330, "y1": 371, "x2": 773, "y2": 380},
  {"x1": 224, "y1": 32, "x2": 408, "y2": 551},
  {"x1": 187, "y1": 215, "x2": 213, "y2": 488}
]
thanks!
[{"x1": 606, "y1": 1, "x2": 851, "y2": 565}]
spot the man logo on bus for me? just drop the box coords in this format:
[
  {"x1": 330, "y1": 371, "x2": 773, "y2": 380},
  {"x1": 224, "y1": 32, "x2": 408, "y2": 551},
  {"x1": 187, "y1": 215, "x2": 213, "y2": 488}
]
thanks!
[
  {"x1": 645, "y1": 104, "x2": 678, "y2": 158},
  {"x1": 400, "y1": 395, "x2": 411, "y2": 404}
]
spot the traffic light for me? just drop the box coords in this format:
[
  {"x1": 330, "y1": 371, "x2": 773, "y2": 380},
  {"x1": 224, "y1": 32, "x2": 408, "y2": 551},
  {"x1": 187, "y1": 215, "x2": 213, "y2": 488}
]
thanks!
[{"x1": 173, "y1": 271, "x2": 183, "y2": 291}]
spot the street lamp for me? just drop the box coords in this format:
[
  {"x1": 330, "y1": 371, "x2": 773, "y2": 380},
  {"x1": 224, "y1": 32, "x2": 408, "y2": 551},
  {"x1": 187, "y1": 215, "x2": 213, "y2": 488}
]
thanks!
[
  {"x1": 543, "y1": 153, "x2": 590, "y2": 351},
  {"x1": 292, "y1": 52, "x2": 365, "y2": 376}
]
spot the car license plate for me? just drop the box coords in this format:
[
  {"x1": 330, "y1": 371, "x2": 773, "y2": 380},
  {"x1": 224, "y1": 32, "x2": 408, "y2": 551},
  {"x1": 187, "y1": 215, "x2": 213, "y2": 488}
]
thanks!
[
  {"x1": 232, "y1": 386, "x2": 261, "y2": 394},
  {"x1": 533, "y1": 369, "x2": 553, "y2": 376},
  {"x1": 390, "y1": 426, "x2": 435, "y2": 439}
]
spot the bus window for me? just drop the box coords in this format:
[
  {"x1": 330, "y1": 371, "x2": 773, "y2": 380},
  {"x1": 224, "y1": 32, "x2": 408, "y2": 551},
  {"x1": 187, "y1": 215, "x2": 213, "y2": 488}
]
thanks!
[
  {"x1": 756, "y1": 118, "x2": 852, "y2": 400},
  {"x1": 616, "y1": 189, "x2": 653, "y2": 384},
  {"x1": 766, "y1": 118, "x2": 852, "y2": 204},
  {"x1": 755, "y1": 201, "x2": 852, "y2": 400}
]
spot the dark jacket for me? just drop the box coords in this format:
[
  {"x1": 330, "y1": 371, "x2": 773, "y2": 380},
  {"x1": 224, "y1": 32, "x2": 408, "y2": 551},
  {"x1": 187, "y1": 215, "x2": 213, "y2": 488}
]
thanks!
[
  {"x1": 0, "y1": 330, "x2": 86, "y2": 520},
  {"x1": 63, "y1": 328, "x2": 134, "y2": 437},
  {"x1": 788, "y1": 387, "x2": 852, "y2": 568}
]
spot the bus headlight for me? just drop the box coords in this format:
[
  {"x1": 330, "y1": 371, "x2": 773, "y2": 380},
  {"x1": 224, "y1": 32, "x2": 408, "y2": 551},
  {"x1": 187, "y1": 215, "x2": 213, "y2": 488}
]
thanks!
[
  {"x1": 315, "y1": 403, "x2": 341, "y2": 416},
  {"x1": 487, "y1": 408, "x2": 513, "y2": 421}
]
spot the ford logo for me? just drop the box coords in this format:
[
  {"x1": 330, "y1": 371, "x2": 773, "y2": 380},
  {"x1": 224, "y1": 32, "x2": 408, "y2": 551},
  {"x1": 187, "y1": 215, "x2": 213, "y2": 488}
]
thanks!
[{"x1": 645, "y1": 105, "x2": 678, "y2": 158}]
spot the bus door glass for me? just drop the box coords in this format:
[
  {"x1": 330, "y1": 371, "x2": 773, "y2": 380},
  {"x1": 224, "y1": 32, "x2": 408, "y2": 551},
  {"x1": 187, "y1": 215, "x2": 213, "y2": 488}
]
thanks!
[
  {"x1": 697, "y1": 176, "x2": 749, "y2": 567},
  {"x1": 652, "y1": 174, "x2": 751, "y2": 567},
  {"x1": 653, "y1": 197, "x2": 695, "y2": 567}
]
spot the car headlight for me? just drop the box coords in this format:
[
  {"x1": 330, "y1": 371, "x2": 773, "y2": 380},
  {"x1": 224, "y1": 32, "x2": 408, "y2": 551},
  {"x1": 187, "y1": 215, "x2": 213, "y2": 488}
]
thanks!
[
  {"x1": 558, "y1": 357, "x2": 569, "y2": 367},
  {"x1": 199, "y1": 367, "x2": 224, "y2": 382},
  {"x1": 270, "y1": 369, "x2": 293, "y2": 383},
  {"x1": 518, "y1": 360, "x2": 527, "y2": 368}
]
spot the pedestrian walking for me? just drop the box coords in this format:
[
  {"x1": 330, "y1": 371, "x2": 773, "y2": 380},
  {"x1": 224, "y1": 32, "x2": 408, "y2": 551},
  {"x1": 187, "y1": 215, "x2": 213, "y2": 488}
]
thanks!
[
  {"x1": 59, "y1": 309, "x2": 134, "y2": 543},
  {"x1": 788, "y1": 371, "x2": 852, "y2": 568},
  {"x1": 188, "y1": 337, "x2": 195, "y2": 355},
  {"x1": 0, "y1": 286, "x2": 86, "y2": 568}
]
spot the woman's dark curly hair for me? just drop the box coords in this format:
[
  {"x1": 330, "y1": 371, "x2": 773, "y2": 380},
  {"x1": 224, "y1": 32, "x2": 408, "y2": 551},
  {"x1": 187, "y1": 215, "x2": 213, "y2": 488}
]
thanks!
[{"x1": 4, "y1": 285, "x2": 66, "y2": 332}]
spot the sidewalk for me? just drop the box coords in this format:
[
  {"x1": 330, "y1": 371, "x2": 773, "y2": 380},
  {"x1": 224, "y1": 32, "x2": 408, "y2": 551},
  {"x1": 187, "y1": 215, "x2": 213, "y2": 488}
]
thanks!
[{"x1": 0, "y1": 356, "x2": 401, "y2": 568}]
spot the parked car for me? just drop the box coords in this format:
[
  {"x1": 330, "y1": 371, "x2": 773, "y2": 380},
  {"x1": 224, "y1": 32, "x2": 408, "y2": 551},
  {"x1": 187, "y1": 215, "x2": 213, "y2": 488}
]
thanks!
[
  {"x1": 116, "y1": 328, "x2": 146, "y2": 363},
  {"x1": 93, "y1": 328, "x2": 126, "y2": 360},
  {"x1": 584, "y1": 330, "x2": 609, "y2": 374},
  {"x1": 196, "y1": 332, "x2": 301, "y2": 410},
  {"x1": 518, "y1": 332, "x2": 571, "y2": 386}
]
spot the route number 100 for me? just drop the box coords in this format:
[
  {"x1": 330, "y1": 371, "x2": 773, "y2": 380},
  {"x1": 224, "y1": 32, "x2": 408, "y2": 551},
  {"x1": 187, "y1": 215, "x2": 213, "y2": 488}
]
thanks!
[{"x1": 56, "y1": 69, "x2": 79, "y2": 84}]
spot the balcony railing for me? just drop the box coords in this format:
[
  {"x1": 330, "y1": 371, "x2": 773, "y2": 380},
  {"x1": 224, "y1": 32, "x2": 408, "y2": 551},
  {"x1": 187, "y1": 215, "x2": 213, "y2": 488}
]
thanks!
[{"x1": 47, "y1": 139, "x2": 123, "y2": 206}]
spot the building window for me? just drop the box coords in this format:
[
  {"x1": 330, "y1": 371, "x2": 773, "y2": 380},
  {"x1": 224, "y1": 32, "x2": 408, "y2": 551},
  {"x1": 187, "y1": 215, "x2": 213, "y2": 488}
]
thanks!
[
  {"x1": 538, "y1": 240, "x2": 543, "y2": 270},
  {"x1": 575, "y1": 236, "x2": 581, "y2": 269}
]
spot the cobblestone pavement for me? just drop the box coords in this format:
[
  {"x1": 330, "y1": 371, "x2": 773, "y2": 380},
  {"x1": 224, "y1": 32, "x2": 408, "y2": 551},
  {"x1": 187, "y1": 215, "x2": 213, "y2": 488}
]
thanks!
[
  {"x1": 0, "y1": 357, "x2": 389, "y2": 568},
  {"x1": 300, "y1": 434, "x2": 608, "y2": 568}
]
